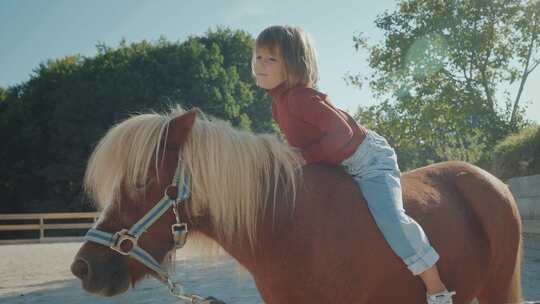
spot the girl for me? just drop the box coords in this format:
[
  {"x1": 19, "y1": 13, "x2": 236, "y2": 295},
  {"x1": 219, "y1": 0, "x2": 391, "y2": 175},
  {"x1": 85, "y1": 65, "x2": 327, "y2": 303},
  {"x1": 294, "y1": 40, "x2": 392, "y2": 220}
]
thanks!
[{"x1": 252, "y1": 25, "x2": 456, "y2": 304}]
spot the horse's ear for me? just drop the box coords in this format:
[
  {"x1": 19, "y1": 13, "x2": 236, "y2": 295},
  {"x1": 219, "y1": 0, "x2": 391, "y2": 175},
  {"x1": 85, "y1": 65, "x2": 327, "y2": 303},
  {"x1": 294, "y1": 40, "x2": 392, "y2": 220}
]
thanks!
[{"x1": 166, "y1": 109, "x2": 197, "y2": 149}]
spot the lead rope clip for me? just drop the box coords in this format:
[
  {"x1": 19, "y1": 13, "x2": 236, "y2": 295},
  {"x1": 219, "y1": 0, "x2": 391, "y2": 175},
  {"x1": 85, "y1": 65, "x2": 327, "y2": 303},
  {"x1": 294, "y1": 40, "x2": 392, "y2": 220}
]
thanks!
[{"x1": 165, "y1": 276, "x2": 206, "y2": 303}]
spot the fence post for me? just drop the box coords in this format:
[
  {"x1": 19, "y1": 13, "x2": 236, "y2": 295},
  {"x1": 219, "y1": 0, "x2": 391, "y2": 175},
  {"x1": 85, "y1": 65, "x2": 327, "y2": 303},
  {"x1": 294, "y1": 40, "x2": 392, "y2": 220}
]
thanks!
[{"x1": 39, "y1": 217, "x2": 44, "y2": 242}]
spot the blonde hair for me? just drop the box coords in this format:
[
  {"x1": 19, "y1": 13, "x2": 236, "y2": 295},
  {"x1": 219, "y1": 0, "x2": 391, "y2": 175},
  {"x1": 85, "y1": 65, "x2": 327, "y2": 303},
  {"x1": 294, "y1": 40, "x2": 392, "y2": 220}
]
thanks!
[
  {"x1": 253, "y1": 25, "x2": 319, "y2": 88},
  {"x1": 84, "y1": 106, "x2": 302, "y2": 249}
]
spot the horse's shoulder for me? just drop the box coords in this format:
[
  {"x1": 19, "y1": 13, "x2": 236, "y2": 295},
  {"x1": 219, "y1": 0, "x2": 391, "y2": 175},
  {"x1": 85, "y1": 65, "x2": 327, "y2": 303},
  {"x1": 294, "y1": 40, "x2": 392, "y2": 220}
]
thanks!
[
  {"x1": 302, "y1": 163, "x2": 354, "y2": 189},
  {"x1": 302, "y1": 163, "x2": 347, "y2": 177},
  {"x1": 298, "y1": 163, "x2": 360, "y2": 202}
]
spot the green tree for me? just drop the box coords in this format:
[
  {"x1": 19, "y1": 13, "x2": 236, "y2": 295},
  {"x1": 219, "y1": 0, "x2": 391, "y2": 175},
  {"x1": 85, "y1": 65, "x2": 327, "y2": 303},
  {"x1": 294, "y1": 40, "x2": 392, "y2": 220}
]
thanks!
[
  {"x1": 0, "y1": 86, "x2": 7, "y2": 102},
  {"x1": 489, "y1": 125, "x2": 540, "y2": 179},
  {"x1": 351, "y1": 0, "x2": 539, "y2": 170},
  {"x1": 0, "y1": 27, "x2": 272, "y2": 213},
  {"x1": 195, "y1": 28, "x2": 275, "y2": 132}
]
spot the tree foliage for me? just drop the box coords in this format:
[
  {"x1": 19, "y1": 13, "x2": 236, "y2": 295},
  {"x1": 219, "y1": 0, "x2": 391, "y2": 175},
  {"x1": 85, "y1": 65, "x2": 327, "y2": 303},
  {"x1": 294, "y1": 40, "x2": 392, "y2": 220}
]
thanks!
[
  {"x1": 0, "y1": 28, "x2": 271, "y2": 213},
  {"x1": 488, "y1": 125, "x2": 540, "y2": 179},
  {"x1": 351, "y1": 0, "x2": 539, "y2": 170},
  {"x1": 0, "y1": 86, "x2": 7, "y2": 102}
]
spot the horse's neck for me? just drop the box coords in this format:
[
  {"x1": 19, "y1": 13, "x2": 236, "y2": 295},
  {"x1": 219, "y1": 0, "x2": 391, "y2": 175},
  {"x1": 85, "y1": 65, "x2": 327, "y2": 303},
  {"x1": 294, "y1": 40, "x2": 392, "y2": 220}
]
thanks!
[
  {"x1": 212, "y1": 164, "x2": 369, "y2": 302},
  {"x1": 204, "y1": 171, "x2": 298, "y2": 267},
  {"x1": 190, "y1": 166, "x2": 299, "y2": 266}
]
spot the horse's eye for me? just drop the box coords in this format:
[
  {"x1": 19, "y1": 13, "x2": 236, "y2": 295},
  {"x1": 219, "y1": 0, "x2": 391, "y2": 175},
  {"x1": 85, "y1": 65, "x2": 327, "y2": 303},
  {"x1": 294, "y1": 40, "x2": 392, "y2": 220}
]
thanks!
[{"x1": 134, "y1": 176, "x2": 153, "y2": 191}]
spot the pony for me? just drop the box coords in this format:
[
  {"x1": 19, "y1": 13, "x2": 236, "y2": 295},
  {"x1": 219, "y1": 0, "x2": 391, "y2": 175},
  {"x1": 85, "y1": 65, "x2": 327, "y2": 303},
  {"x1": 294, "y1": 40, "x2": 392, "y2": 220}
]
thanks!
[{"x1": 71, "y1": 107, "x2": 523, "y2": 304}]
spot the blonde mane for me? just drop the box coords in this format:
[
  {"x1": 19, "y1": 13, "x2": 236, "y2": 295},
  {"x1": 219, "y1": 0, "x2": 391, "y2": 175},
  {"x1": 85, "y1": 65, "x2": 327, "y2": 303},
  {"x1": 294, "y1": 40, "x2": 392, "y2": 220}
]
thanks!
[{"x1": 84, "y1": 106, "x2": 302, "y2": 248}]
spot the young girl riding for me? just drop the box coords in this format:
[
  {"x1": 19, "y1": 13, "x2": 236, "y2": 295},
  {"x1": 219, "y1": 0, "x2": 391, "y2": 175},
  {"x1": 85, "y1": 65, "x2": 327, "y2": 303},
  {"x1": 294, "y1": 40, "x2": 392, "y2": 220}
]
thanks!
[{"x1": 252, "y1": 25, "x2": 456, "y2": 304}]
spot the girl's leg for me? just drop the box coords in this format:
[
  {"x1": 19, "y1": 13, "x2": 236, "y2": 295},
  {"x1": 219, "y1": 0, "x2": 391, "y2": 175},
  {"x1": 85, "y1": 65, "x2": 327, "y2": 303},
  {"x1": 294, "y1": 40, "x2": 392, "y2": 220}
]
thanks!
[
  {"x1": 419, "y1": 264, "x2": 446, "y2": 294},
  {"x1": 357, "y1": 170, "x2": 454, "y2": 303},
  {"x1": 356, "y1": 170, "x2": 439, "y2": 276},
  {"x1": 342, "y1": 130, "x2": 454, "y2": 303}
]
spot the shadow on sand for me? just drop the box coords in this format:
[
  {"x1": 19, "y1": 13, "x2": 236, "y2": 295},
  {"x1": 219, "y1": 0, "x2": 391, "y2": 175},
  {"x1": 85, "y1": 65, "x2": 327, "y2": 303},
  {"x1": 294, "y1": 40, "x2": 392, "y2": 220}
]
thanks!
[
  {"x1": 1, "y1": 236, "x2": 539, "y2": 303},
  {"x1": 0, "y1": 257, "x2": 263, "y2": 304}
]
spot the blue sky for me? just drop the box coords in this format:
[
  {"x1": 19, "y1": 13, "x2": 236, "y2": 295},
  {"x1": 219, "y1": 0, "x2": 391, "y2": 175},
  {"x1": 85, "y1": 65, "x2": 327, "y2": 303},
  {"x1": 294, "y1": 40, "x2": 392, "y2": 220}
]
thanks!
[{"x1": 1, "y1": 0, "x2": 538, "y2": 122}]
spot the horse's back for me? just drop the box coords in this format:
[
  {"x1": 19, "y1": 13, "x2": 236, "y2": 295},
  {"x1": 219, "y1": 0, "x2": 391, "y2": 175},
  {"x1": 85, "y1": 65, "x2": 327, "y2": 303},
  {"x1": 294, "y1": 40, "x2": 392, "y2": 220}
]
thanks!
[
  {"x1": 401, "y1": 161, "x2": 522, "y2": 302},
  {"x1": 292, "y1": 161, "x2": 521, "y2": 303},
  {"x1": 286, "y1": 164, "x2": 422, "y2": 302},
  {"x1": 401, "y1": 161, "x2": 521, "y2": 257}
]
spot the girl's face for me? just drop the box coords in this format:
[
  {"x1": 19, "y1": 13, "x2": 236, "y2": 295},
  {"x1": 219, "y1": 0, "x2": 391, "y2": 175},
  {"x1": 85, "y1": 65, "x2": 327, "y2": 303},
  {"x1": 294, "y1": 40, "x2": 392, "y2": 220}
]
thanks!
[{"x1": 253, "y1": 47, "x2": 286, "y2": 90}]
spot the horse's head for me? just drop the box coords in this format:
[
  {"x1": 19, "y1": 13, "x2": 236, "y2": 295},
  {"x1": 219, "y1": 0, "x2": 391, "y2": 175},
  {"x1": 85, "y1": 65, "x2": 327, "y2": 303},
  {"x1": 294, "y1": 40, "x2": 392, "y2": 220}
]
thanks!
[{"x1": 71, "y1": 109, "x2": 197, "y2": 297}]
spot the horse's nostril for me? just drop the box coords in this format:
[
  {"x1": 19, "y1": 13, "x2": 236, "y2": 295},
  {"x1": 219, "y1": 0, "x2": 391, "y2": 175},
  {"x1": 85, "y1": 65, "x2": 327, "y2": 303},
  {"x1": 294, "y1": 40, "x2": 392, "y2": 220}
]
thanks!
[{"x1": 71, "y1": 258, "x2": 90, "y2": 280}]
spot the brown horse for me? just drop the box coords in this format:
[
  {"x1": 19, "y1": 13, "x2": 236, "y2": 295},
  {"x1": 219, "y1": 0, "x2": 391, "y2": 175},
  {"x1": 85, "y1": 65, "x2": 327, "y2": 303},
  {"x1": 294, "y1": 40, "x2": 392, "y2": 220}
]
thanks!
[{"x1": 71, "y1": 107, "x2": 523, "y2": 304}]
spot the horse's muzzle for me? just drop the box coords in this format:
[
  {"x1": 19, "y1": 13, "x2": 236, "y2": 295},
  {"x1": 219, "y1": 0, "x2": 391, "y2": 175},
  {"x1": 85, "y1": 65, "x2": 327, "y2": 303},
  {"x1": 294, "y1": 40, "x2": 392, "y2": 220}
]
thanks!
[{"x1": 71, "y1": 244, "x2": 131, "y2": 297}]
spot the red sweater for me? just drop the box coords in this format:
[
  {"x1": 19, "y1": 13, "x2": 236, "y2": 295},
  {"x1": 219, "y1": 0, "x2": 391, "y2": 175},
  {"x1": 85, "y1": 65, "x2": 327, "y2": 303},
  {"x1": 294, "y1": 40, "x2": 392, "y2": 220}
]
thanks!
[{"x1": 268, "y1": 83, "x2": 368, "y2": 165}]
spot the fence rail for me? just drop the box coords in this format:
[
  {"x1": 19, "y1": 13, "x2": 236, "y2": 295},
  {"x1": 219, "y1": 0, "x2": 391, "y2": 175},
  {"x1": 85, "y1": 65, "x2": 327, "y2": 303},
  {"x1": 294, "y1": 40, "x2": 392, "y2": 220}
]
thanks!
[
  {"x1": 0, "y1": 211, "x2": 538, "y2": 245},
  {"x1": 0, "y1": 212, "x2": 100, "y2": 245}
]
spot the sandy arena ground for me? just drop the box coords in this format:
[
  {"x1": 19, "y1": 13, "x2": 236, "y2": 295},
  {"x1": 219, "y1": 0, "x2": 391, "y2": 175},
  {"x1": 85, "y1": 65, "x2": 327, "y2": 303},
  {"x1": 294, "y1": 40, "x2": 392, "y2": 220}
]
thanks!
[
  {"x1": 0, "y1": 242, "x2": 262, "y2": 304},
  {"x1": 0, "y1": 235, "x2": 539, "y2": 304}
]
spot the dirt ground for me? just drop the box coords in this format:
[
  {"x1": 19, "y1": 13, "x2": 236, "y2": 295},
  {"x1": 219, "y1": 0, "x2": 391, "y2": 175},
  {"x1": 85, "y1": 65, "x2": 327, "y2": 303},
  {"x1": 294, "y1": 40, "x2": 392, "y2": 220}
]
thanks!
[{"x1": 0, "y1": 235, "x2": 539, "y2": 304}]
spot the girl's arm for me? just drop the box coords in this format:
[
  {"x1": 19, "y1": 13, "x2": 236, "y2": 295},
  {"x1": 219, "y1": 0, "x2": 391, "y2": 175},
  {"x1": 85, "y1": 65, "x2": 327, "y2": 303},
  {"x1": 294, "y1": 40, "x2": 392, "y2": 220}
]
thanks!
[{"x1": 288, "y1": 88, "x2": 353, "y2": 164}]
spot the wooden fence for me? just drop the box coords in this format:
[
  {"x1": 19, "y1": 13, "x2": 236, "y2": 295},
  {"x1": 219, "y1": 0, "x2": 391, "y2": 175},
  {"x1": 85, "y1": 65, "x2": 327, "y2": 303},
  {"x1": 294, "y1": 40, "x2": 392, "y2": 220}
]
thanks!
[
  {"x1": 0, "y1": 210, "x2": 538, "y2": 245},
  {"x1": 0, "y1": 212, "x2": 99, "y2": 245}
]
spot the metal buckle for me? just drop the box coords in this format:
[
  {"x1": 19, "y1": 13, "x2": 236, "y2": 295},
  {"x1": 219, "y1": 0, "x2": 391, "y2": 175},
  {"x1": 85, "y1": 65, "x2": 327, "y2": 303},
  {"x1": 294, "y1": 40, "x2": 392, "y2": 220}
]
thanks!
[
  {"x1": 171, "y1": 223, "x2": 188, "y2": 249},
  {"x1": 111, "y1": 229, "x2": 138, "y2": 255}
]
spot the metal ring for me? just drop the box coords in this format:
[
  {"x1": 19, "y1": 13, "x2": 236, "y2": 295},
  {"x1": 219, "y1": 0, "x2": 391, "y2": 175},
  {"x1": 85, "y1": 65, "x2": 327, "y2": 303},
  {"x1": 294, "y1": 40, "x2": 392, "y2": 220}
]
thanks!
[
  {"x1": 165, "y1": 185, "x2": 178, "y2": 200},
  {"x1": 110, "y1": 229, "x2": 138, "y2": 255}
]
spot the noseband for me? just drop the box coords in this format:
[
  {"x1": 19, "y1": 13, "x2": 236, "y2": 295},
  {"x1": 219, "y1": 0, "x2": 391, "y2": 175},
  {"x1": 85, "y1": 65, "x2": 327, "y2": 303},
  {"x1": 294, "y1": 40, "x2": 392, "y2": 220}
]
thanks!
[{"x1": 84, "y1": 161, "x2": 212, "y2": 303}]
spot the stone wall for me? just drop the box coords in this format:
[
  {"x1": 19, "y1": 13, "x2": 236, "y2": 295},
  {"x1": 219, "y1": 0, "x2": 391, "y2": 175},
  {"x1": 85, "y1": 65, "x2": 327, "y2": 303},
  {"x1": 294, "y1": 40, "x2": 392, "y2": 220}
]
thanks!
[
  {"x1": 507, "y1": 174, "x2": 540, "y2": 220},
  {"x1": 507, "y1": 174, "x2": 540, "y2": 236}
]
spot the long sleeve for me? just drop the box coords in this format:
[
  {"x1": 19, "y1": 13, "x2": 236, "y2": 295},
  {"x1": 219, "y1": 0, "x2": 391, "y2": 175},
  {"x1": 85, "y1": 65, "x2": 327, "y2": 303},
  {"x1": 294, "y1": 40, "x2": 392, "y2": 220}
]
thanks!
[{"x1": 287, "y1": 89, "x2": 354, "y2": 164}]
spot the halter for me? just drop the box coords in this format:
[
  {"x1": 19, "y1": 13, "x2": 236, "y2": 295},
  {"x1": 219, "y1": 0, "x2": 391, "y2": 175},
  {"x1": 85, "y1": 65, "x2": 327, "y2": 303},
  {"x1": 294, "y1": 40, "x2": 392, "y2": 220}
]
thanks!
[{"x1": 84, "y1": 161, "x2": 213, "y2": 303}]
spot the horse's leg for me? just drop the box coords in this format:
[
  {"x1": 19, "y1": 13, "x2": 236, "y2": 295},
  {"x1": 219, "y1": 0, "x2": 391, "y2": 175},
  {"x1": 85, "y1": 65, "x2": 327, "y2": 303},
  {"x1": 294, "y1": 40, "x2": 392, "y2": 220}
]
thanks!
[{"x1": 476, "y1": 243, "x2": 523, "y2": 304}]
